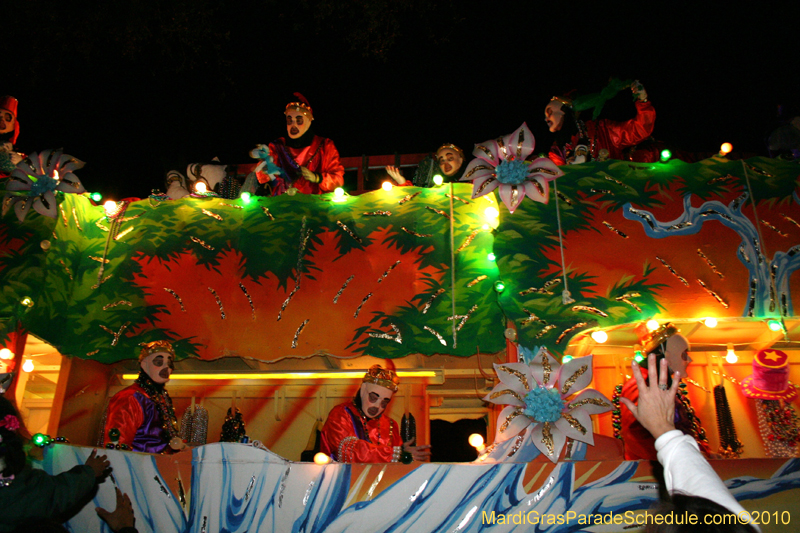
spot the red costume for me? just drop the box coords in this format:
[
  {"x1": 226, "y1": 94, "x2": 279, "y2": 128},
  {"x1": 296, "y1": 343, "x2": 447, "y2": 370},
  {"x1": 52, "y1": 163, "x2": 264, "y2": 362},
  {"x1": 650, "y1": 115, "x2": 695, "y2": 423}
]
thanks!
[
  {"x1": 103, "y1": 379, "x2": 178, "y2": 454},
  {"x1": 256, "y1": 135, "x2": 344, "y2": 195},
  {"x1": 621, "y1": 371, "x2": 711, "y2": 461},
  {"x1": 549, "y1": 100, "x2": 656, "y2": 166},
  {"x1": 320, "y1": 402, "x2": 402, "y2": 463}
]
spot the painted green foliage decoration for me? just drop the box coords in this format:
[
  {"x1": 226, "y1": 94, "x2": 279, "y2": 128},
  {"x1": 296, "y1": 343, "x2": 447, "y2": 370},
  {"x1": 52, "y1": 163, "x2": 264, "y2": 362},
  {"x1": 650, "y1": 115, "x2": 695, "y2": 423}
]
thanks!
[{"x1": 0, "y1": 157, "x2": 798, "y2": 363}]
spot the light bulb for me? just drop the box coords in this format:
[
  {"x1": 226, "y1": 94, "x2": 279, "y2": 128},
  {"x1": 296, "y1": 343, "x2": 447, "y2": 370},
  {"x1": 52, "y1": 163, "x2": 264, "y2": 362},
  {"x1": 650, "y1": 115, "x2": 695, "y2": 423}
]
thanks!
[
  {"x1": 381, "y1": 181, "x2": 393, "y2": 191},
  {"x1": 432, "y1": 175, "x2": 444, "y2": 186},
  {"x1": 90, "y1": 192, "x2": 103, "y2": 202},
  {"x1": 240, "y1": 192, "x2": 251, "y2": 204},
  {"x1": 313, "y1": 452, "x2": 331, "y2": 465},
  {"x1": 646, "y1": 319, "x2": 659, "y2": 331},
  {"x1": 562, "y1": 355, "x2": 574, "y2": 364},
  {"x1": 194, "y1": 182, "x2": 207, "y2": 193},
  {"x1": 484, "y1": 207, "x2": 499, "y2": 219},
  {"x1": 487, "y1": 252, "x2": 496, "y2": 261},
  {"x1": 103, "y1": 201, "x2": 117, "y2": 216},
  {"x1": 720, "y1": 143, "x2": 733, "y2": 156},
  {"x1": 22, "y1": 359, "x2": 34, "y2": 372},
  {"x1": 768, "y1": 319, "x2": 782, "y2": 332},
  {"x1": 468, "y1": 434, "x2": 484, "y2": 448},
  {"x1": 659, "y1": 149, "x2": 672, "y2": 162},
  {"x1": 0, "y1": 348, "x2": 13, "y2": 360},
  {"x1": 591, "y1": 330, "x2": 608, "y2": 343},
  {"x1": 725, "y1": 343, "x2": 737, "y2": 364},
  {"x1": 704, "y1": 317, "x2": 717, "y2": 328},
  {"x1": 333, "y1": 187, "x2": 345, "y2": 198}
]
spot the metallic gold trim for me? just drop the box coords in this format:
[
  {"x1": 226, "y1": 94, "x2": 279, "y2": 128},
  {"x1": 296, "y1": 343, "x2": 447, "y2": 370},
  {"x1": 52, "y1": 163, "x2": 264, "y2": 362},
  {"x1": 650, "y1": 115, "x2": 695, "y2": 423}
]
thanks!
[
  {"x1": 488, "y1": 389, "x2": 525, "y2": 403},
  {"x1": 475, "y1": 145, "x2": 495, "y2": 161},
  {"x1": 561, "y1": 412, "x2": 587, "y2": 434},
  {"x1": 464, "y1": 164, "x2": 493, "y2": 180},
  {"x1": 561, "y1": 365, "x2": 588, "y2": 395},
  {"x1": 498, "y1": 365, "x2": 530, "y2": 391}
]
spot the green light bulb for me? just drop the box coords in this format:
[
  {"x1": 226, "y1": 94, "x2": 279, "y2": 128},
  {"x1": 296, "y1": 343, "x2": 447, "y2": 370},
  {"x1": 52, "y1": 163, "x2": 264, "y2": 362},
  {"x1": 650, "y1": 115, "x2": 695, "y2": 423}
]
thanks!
[
  {"x1": 90, "y1": 192, "x2": 103, "y2": 202},
  {"x1": 494, "y1": 280, "x2": 505, "y2": 293},
  {"x1": 240, "y1": 192, "x2": 251, "y2": 204},
  {"x1": 562, "y1": 355, "x2": 574, "y2": 364},
  {"x1": 660, "y1": 149, "x2": 672, "y2": 162},
  {"x1": 768, "y1": 320, "x2": 782, "y2": 332},
  {"x1": 487, "y1": 253, "x2": 496, "y2": 261},
  {"x1": 32, "y1": 433, "x2": 50, "y2": 447}
]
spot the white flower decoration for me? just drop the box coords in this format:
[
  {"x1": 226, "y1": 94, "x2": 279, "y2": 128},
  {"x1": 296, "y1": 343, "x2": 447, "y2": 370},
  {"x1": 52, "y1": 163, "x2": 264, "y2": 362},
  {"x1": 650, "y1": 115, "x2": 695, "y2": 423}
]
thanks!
[
  {"x1": 483, "y1": 347, "x2": 612, "y2": 463},
  {"x1": 2, "y1": 149, "x2": 85, "y2": 221},
  {"x1": 460, "y1": 123, "x2": 563, "y2": 213}
]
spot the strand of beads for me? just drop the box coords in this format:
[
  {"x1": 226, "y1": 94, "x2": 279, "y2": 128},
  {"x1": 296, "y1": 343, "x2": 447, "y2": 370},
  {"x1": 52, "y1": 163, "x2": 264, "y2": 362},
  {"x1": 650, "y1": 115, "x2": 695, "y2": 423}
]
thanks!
[
  {"x1": 677, "y1": 382, "x2": 709, "y2": 446},
  {"x1": 611, "y1": 384, "x2": 623, "y2": 439},
  {"x1": 756, "y1": 399, "x2": 800, "y2": 457}
]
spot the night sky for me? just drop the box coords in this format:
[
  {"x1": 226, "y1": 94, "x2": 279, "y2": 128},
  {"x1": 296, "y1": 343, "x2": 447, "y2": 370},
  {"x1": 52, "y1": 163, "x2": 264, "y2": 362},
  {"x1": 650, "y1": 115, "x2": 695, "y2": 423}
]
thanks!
[{"x1": 7, "y1": 2, "x2": 798, "y2": 200}]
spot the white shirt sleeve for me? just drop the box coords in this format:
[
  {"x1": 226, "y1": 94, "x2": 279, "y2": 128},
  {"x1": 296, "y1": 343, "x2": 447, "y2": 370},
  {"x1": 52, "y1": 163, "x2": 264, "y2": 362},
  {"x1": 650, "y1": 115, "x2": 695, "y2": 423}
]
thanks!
[{"x1": 656, "y1": 429, "x2": 760, "y2": 531}]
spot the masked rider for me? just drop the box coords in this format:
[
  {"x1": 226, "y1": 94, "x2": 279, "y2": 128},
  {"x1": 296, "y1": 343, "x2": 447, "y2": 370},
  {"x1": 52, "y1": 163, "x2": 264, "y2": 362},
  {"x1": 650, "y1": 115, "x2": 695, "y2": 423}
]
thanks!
[
  {"x1": 320, "y1": 365, "x2": 431, "y2": 463},
  {"x1": 103, "y1": 340, "x2": 183, "y2": 453},
  {"x1": 254, "y1": 92, "x2": 345, "y2": 196}
]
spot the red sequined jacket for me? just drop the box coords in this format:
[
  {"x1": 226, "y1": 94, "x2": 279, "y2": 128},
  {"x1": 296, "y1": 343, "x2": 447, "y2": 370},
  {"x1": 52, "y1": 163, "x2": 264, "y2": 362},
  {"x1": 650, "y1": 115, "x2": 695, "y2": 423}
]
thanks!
[
  {"x1": 549, "y1": 100, "x2": 656, "y2": 165},
  {"x1": 320, "y1": 402, "x2": 402, "y2": 463},
  {"x1": 256, "y1": 135, "x2": 344, "y2": 195}
]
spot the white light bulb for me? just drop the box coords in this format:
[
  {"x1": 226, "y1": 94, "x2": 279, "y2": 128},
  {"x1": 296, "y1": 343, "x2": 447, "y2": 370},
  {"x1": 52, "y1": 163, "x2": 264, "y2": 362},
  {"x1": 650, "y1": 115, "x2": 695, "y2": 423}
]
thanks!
[
  {"x1": 313, "y1": 452, "x2": 330, "y2": 465},
  {"x1": 468, "y1": 434, "x2": 484, "y2": 448},
  {"x1": 22, "y1": 359, "x2": 34, "y2": 372}
]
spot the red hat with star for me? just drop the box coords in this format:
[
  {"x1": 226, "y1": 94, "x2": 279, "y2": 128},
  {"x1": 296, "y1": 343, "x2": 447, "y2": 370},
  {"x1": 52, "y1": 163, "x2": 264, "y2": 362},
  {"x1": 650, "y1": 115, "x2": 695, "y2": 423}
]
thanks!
[{"x1": 741, "y1": 349, "x2": 797, "y2": 401}]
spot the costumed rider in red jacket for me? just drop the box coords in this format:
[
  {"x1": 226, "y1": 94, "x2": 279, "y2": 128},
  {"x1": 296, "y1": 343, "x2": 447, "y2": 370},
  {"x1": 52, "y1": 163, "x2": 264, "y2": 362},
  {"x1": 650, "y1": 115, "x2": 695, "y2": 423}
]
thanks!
[
  {"x1": 253, "y1": 92, "x2": 345, "y2": 196},
  {"x1": 0, "y1": 95, "x2": 24, "y2": 174},
  {"x1": 321, "y1": 365, "x2": 431, "y2": 463},
  {"x1": 103, "y1": 340, "x2": 184, "y2": 454},
  {"x1": 545, "y1": 79, "x2": 655, "y2": 165}
]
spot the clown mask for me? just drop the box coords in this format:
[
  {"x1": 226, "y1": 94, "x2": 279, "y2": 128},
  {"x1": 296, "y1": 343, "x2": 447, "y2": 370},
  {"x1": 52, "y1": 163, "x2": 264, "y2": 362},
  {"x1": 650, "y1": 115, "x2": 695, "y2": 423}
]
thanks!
[
  {"x1": 285, "y1": 109, "x2": 311, "y2": 139},
  {"x1": 436, "y1": 148, "x2": 464, "y2": 176},
  {"x1": 141, "y1": 351, "x2": 175, "y2": 385},
  {"x1": 544, "y1": 101, "x2": 565, "y2": 133},
  {"x1": 360, "y1": 382, "x2": 393, "y2": 419},
  {"x1": 0, "y1": 110, "x2": 15, "y2": 136},
  {"x1": 664, "y1": 334, "x2": 692, "y2": 376}
]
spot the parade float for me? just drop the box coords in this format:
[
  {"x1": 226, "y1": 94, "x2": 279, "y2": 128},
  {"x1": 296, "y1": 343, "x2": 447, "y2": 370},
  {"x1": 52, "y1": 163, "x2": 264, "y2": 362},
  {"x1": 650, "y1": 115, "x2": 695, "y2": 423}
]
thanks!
[{"x1": 1, "y1": 124, "x2": 800, "y2": 531}]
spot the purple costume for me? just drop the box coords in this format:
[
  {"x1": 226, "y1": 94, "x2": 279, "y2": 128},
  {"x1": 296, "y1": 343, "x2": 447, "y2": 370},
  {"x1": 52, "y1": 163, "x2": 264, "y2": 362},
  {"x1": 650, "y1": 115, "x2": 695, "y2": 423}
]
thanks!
[{"x1": 103, "y1": 380, "x2": 177, "y2": 453}]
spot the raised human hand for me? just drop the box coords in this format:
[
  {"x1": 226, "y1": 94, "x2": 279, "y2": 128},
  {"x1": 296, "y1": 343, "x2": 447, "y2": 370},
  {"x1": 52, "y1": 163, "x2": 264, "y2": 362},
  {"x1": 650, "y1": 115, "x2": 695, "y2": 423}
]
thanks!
[
  {"x1": 385, "y1": 165, "x2": 406, "y2": 185},
  {"x1": 619, "y1": 355, "x2": 679, "y2": 440},
  {"x1": 85, "y1": 449, "x2": 110, "y2": 479},
  {"x1": 631, "y1": 80, "x2": 648, "y2": 102}
]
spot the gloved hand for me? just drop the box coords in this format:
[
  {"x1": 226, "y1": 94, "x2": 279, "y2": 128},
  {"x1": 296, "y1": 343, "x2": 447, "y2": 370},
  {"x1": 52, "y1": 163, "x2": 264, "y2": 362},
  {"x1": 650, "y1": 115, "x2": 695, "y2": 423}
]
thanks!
[
  {"x1": 631, "y1": 80, "x2": 648, "y2": 102},
  {"x1": 301, "y1": 166, "x2": 320, "y2": 183}
]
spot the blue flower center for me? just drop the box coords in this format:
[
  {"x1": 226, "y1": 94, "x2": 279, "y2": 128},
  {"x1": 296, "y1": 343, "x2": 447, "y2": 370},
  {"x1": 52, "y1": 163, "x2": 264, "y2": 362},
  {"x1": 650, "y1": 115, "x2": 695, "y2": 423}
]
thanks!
[
  {"x1": 495, "y1": 158, "x2": 529, "y2": 185},
  {"x1": 29, "y1": 174, "x2": 59, "y2": 197},
  {"x1": 523, "y1": 387, "x2": 564, "y2": 423}
]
